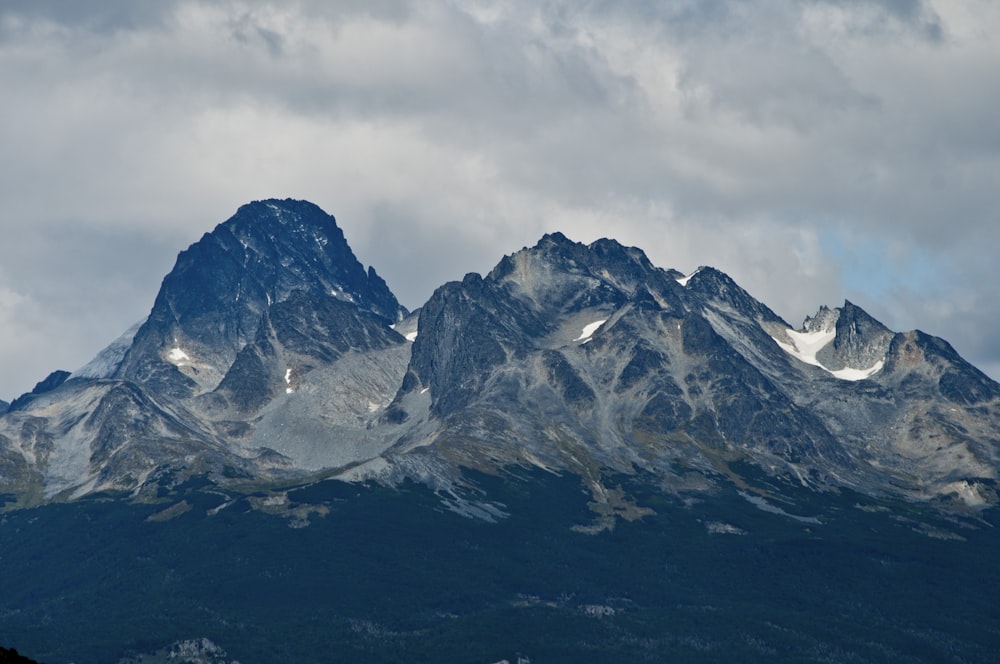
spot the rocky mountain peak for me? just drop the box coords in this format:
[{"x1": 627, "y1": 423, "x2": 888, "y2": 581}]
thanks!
[
  {"x1": 177, "y1": 198, "x2": 403, "y2": 323},
  {"x1": 684, "y1": 266, "x2": 789, "y2": 329},
  {"x1": 818, "y1": 300, "x2": 895, "y2": 372},
  {"x1": 112, "y1": 199, "x2": 406, "y2": 398},
  {"x1": 485, "y1": 234, "x2": 677, "y2": 321},
  {"x1": 802, "y1": 304, "x2": 838, "y2": 333},
  {"x1": 768, "y1": 301, "x2": 894, "y2": 381}
]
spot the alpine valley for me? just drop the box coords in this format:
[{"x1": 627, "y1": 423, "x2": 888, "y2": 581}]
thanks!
[{"x1": 2, "y1": 199, "x2": 999, "y2": 663}]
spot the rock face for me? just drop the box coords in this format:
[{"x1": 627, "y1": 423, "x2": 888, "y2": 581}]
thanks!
[
  {"x1": 115, "y1": 199, "x2": 405, "y2": 400},
  {"x1": 1, "y1": 200, "x2": 999, "y2": 513}
]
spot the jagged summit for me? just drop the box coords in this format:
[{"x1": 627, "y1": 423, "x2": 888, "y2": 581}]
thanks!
[
  {"x1": 392, "y1": 234, "x2": 688, "y2": 421},
  {"x1": 683, "y1": 266, "x2": 790, "y2": 328},
  {"x1": 112, "y1": 199, "x2": 406, "y2": 398},
  {"x1": 379, "y1": 232, "x2": 999, "y2": 512},
  {"x1": 209, "y1": 199, "x2": 402, "y2": 320},
  {"x1": 487, "y1": 233, "x2": 681, "y2": 318},
  {"x1": 769, "y1": 301, "x2": 894, "y2": 381}
]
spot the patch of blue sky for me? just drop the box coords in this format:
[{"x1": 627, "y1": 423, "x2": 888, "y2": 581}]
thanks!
[{"x1": 819, "y1": 230, "x2": 943, "y2": 301}]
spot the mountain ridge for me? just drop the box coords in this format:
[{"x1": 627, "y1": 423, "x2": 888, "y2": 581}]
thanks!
[{"x1": 1, "y1": 199, "x2": 998, "y2": 517}]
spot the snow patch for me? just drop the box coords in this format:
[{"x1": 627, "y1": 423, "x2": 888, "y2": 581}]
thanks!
[
  {"x1": 405, "y1": 330, "x2": 418, "y2": 342},
  {"x1": 830, "y1": 361, "x2": 885, "y2": 381},
  {"x1": 574, "y1": 319, "x2": 607, "y2": 342},
  {"x1": 167, "y1": 347, "x2": 191, "y2": 365},
  {"x1": 772, "y1": 325, "x2": 884, "y2": 382},
  {"x1": 285, "y1": 368, "x2": 294, "y2": 394},
  {"x1": 774, "y1": 327, "x2": 836, "y2": 368},
  {"x1": 676, "y1": 268, "x2": 701, "y2": 287}
]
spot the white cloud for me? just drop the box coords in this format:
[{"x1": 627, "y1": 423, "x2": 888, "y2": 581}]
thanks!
[
  {"x1": 0, "y1": 284, "x2": 58, "y2": 401},
  {"x1": 1, "y1": 0, "x2": 999, "y2": 395}
]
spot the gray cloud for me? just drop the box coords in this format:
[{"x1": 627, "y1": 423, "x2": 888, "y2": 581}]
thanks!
[
  {"x1": 1, "y1": 0, "x2": 999, "y2": 397},
  {"x1": 0, "y1": 224, "x2": 174, "y2": 400}
]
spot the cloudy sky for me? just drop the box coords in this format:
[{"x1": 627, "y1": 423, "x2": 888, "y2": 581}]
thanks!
[{"x1": 1, "y1": 0, "x2": 999, "y2": 399}]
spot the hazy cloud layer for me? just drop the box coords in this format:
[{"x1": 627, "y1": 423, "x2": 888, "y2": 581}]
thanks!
[{"x1": 1, "y1": 0, "x2": 999, "y2": 397}]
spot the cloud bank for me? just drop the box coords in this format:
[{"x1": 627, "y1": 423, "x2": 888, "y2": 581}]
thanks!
[{"x1": 1, "y1": 0, "x2": 999, "y2": 397}]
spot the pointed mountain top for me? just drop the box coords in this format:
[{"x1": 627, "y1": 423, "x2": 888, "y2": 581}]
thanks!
[
  {"x1": 685, "y1": 266, "x2": 789, "y2": 327},
  {"x1": 215, "y1": 198, "x2": 403, "y2": 320},
  {"x1": 838, "y1": 300, "x2": 892, "y2": 334},
  {"x1": 113, "y1": 199, "x2": 406, "y2": 398}
]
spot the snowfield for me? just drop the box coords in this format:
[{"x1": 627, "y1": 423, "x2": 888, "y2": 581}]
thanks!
[{"x1": 772, "y1": 325, "x2": 885, "y2": 382}]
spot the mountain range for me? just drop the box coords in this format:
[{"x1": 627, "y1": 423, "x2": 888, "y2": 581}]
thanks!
[
  {"x1": 3, "y1": 199, "x2": 1000, "y2": 663},
  {"x1": 1, "y1": 198, "x2": 998, "y2": 520}
]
